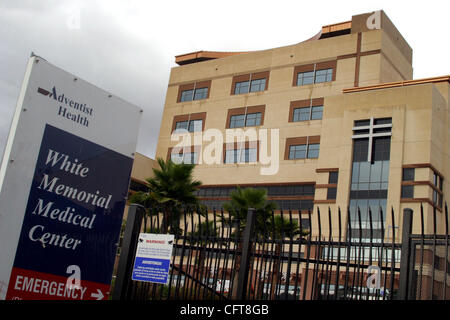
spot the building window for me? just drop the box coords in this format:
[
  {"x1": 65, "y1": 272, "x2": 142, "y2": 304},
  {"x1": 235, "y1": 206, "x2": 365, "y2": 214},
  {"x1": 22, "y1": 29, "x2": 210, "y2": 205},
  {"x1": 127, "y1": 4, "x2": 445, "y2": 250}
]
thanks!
[
  {"x1": 402, "y1": 168, "x2": 415, "y2": 181},
  {"x1": 297, "y1": 71, "x2": 315, "y2": 86},
  {"x1": 225, "y1": 148, "x2": 257, "y2": 164},
  {"x1": 349, "y1": 117, "x2": 392, "y2": 242},
  {"x1": 177, "y1": 80, "x2": 211, "y2": 103},
  {"x1": 179, "y1": 89, "x2": 193, "y2": 102},
  {"x1": 197, "y1": 184, "x2": 315, "y2": 212},
  {"x1": 231, "y1": 71, "x2": 269, "y2": 95},
  {"x1": 289, "y1": 145, "x2": 307, "y2": 160},
  {"x1": 325, "y1": 171, "x2": 339, "y2": 200},
  {"x1": 292, "y1": 106, "x2": 323, "y2": 122},
  {"x1": 327, "y1": 188, "x2": 337, "y2": 200},
  {"x1": 171, "y1": 112, "x2": 206, "y2": 133},
  {"x1": 293, "y1": 61, "x2": 336, "y2": 87},
  {"x1": 297, "y1": 68, "x2": 334, "y2": 85},
  {"x1": 300, "y1": 218, "x2": 311, "y2": 231},
  {"x1": 432, "y1": 172, "x2": 443, "y2": 208},
  {"x1": 327, "y1": 172, "x2": 338, "y2": 200},
  {"x1": 226, "y1": 105, "x2": 265, "y2": 129},
  {"x1": 349, "y1": 136, "x2": 391, "y2": 242},
  {"x1": 174, "y1": 119, "x2": 203, "y2": 133},
  {"x1": 401, "y1": 167, "x2": 415, "y2": 199},
  {"x1": 307, "y1": 144, "x2": 320, "y2": 159},
  {"x1": 229, "y1": 114, "x2": 245, "y2": 128},
  {"x1": 285, "y1": 136, "x2": 320, "y2": 160},
  {"x1": 229, "y1": 112, "x2": 262, "y2": 128},
  {"x1": 352, "y1": 117, "x2": 392, "y2": 162},
  {"x1": 129, "y1": 179, "x2": 149, "y2": 193},
  {"x1": 244, "y1": 112, "x2": 262, "y2": 126},
  {"x1": 329, "y1": 171, "x2": 339, "y2": 184},
  {"x1": 249, "y1": 78, "x2": 266, "y2": 92},
  {"x1": 289, "y1": 98, "x2": 324, "y2": 123},
  {"x1": 234, "y1": 81, "x2": 250, "y2": 95},
  {"x1": 401, "y1": 185, "x2": 414, "y2": 198},
  {"x1": 168, "y1": 145, "x2": 201, "y2": 164},
  {"x1": 234, "y1": 78, "x2": 267, "y2": 94},
  {"x1": 180, "y1": 87, "x2": 209, "y2": 102},
  {"x1": 171, "y1": 151, "x2": 199, "y2": 164},
  {"x1": 288, "y1": 143, "x2": 320, "y2": 159},
  {"x1": 314, "y1": 68, "x2": 333, "y2": 83}
]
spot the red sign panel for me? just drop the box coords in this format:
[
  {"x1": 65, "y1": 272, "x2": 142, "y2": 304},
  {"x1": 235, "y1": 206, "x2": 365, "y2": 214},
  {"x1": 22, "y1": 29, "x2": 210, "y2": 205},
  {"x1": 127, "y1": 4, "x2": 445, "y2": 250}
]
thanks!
[{"x1": 6, "y1": 267, "x2": 109, "y2": 300}]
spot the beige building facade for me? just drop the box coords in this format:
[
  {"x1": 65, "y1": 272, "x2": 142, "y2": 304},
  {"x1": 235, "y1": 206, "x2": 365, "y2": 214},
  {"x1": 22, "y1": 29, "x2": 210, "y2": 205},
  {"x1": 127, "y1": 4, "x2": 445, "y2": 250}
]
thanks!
[
  {"x1": 124, "y1": 152, "x2": 158, "y2": 219},
  {"x1": 155, "y1": 10, "x2": 449, "y2": 240}
]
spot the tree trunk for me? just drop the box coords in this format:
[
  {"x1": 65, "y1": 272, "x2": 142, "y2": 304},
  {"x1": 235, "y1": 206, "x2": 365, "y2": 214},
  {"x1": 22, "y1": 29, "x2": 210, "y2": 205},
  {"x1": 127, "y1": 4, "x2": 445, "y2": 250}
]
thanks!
[
  {"x1": 231, "y1": 242, "x2": 243, "y2": 299},
  {"x1": 269, "y1": 243, "x2": 282, "y2": 300}
]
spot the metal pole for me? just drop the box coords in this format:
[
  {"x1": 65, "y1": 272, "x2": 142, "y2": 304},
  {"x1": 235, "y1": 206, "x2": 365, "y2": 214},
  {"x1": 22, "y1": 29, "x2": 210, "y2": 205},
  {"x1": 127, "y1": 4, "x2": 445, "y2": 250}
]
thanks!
[
  {"x1": 112, "y1": 204, "x2": 145, "y2": 300},
  {"x1": 235, "y1": 208, "x2": 256, "y2": 300},
  {"x1": 398, "y1": 208, "x2": 413, "y2": 300}
]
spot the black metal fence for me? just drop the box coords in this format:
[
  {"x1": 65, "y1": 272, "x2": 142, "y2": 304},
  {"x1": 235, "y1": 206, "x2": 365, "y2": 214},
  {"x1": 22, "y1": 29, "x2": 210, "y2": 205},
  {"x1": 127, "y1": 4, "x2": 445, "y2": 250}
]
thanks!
[{"x1": 112, "y1": 203, "x2": 449, "y2": 301}]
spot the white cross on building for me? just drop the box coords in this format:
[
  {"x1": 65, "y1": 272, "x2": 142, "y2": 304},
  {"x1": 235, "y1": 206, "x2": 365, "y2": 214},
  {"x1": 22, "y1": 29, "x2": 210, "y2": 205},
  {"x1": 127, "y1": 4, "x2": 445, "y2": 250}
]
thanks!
[{"x1": 352, "y1": 117, "x2": 392, "y2": 162}]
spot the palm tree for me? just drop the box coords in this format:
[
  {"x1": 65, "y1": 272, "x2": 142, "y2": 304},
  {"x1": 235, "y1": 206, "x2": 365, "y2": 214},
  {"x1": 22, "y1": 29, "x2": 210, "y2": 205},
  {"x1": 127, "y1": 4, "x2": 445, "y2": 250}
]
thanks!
[
  {"x1": 223, "y1": 186, "x2": 277, "y2": 235},
  {"x1": 223, "y1": 186, "x2": 276, "y2": 298},
  {"x1": 129, "y1": 157, "x2": 202, "y2": 234},
  {"x1": 223, "y1": 187, "x2": 310, "y2": 299},
  {"x1": 188, "y1": 220, "x2": 219, "y2": 269},
  {"x1": 266, "y1": 215, "x2": 307, "y2": 299},
  {"x1": 185, "y1": 220, "x2": 219, "y2": 298}
]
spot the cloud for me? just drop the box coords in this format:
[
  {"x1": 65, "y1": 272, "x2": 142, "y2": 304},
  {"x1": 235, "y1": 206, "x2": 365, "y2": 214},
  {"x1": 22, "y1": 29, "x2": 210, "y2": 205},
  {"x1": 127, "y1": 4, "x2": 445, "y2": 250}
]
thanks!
[
  {"x1": 0, "y1": 0, "x2": 449, "y2": 161},
  {"x1": 0, "y1": 0, "x2": 172, "y2": 159}
]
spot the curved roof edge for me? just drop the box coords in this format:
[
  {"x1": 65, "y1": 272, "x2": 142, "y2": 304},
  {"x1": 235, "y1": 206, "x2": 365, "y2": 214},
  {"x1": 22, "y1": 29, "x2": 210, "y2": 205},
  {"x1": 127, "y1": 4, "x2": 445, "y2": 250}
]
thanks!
[
  {"x1": 175, "y1": 20, "x2": 353, "y2": 66},
  {"x1": 343, "y1": 76, "x2": 450, "y2": 93}
]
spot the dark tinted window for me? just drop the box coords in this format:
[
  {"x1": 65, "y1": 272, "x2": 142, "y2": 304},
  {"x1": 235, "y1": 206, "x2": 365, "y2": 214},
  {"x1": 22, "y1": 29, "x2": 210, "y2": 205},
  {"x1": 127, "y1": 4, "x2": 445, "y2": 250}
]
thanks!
[
  {"x1": 402, "y1": 168, "x2": 415, "y2": 181},
  {"x1": 401, "y1": 185, "x2": 414, "y2": 198},
  {"x1": 327, "y1": 187, "x2": 337, "y2": 200},
  {"x1": 328, "y1": 171, "x2": 338, "y2": 184}
]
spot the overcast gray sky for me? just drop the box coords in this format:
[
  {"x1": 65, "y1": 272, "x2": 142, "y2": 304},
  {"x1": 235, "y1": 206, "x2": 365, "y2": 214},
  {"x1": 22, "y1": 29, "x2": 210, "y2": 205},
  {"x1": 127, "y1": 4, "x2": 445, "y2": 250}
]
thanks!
[{"x1": 1, "y1": 0, "x2": 449, "y2": 159}]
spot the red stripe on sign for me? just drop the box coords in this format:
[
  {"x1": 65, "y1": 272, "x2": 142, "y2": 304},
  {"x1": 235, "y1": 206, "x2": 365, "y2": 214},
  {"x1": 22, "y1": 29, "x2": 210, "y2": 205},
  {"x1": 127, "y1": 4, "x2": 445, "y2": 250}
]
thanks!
[{"x1": 6, "y1": 267, "x2": 110, "y2": 300}]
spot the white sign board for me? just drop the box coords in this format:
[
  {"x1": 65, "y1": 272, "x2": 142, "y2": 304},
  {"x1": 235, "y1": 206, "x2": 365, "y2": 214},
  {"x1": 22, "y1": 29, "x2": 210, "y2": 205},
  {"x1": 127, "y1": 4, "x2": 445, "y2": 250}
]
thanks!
[
  {"x1": 0, "y1": 56, "x2": 142, "y2": 300},
  {"x1": 132, "y1": 233, "x2": 175, "y2": 284}
]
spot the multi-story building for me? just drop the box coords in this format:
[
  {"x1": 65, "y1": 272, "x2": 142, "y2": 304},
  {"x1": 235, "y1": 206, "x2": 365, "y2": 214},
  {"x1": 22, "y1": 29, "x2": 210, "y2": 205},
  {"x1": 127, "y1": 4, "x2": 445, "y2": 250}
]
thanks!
[{"x1": 155, "y1": 10, "x2": 449, "y2": 240}]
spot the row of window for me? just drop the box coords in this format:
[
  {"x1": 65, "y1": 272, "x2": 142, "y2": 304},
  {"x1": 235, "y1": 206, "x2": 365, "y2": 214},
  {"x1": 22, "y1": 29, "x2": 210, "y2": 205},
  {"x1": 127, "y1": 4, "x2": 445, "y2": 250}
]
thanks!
[
  {"x1": 177, "y1": 61, "x2": 336, "y2": 103},
  {"x1": 172, "y1": 102, "x2": 323, "y2": 134},
  {"x1": 195, "y1": 184, "x2": 315, "y2": 197},
  {"x1": 170, "y1": 148, "x2": 259, "y2": 164},
  {"x1": 170, "y1": 136, "x2": 321, "y2": 165},
  {"x1": 200, "y1": 198, "x2": 314, "y2": 211}
]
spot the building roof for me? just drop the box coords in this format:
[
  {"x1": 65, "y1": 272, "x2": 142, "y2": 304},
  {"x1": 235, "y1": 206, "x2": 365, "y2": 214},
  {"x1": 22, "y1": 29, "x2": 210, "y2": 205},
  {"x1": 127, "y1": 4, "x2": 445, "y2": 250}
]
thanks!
[
  {"x1": 175, "y1": 20, "x2": 352, "y2": 66},
  {"x1": 343, "y1": 75, "x2": 450, "y2": 93},
  {"x1": 175, "y1": 51, "x2": 248, "y2": 66}
]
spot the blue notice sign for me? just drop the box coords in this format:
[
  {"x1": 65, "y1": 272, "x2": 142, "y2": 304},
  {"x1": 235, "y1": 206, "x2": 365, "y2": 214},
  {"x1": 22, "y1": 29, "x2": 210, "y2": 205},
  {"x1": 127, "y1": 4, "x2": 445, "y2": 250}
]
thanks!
[
  {"x1": 131, "y1": 233, "x2": 174, "y2": 284},
  {"x1": 132, "y1": 257, "x2": 171, "y2": 284}
]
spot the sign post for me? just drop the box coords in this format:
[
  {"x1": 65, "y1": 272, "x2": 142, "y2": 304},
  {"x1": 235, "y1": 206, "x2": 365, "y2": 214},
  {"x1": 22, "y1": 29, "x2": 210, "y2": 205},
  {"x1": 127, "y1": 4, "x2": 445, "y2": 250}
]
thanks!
[
  {"x1": 0, "y1": 56, "x2": 142, "y2": 300},
  {"x1": 131, "y1": 233, "x2": 175, "y2": 285}
]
